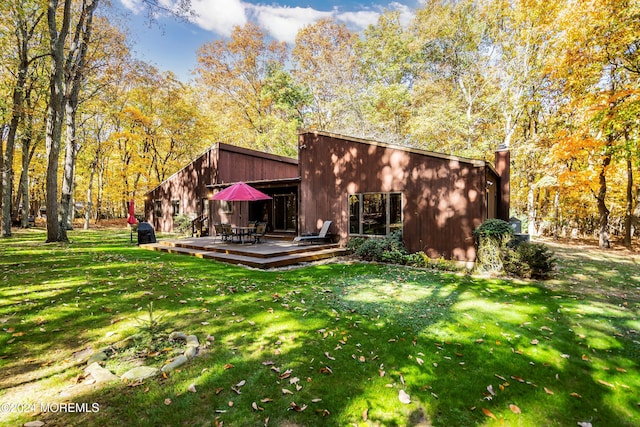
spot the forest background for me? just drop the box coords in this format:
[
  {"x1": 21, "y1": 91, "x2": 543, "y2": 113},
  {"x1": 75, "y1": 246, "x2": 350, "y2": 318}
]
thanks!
[{"x1": 0, "y1": 0, "x2": 638, "y2": 247}]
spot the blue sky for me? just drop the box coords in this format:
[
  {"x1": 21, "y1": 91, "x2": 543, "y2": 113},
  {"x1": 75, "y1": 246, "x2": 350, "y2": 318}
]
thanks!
[{"x1": 116, "y1": 0, "x2": 420, "y2": 81}]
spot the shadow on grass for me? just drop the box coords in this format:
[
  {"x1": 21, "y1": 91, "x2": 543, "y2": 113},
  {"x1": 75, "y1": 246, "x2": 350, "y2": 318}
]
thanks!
[{"x1": 1, "y1": 230, "x2": 639, "y2": 426}]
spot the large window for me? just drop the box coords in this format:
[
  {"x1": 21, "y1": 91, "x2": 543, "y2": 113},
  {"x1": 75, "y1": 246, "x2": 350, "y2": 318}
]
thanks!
[
  {"x1": 171, "y1": 200, "x2": 180, "y2": 217},
  {"x1": 349, "y1": 192, "x2": 402, "y2": 236},
  {"x1": 154, "y1": 200, "x2": 162, "y2": 218}
]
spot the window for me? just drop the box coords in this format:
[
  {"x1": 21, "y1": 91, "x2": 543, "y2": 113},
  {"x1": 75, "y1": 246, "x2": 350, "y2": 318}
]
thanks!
[
  {"x1": 349, "y1": 192, "x2": 402, "y2": 236},
  {"x1": 154, "y1": 200, "x2": 162, "y2": 218},
  {"x1": 171, "y1": 200, "x2": 180, "y2": 217}
]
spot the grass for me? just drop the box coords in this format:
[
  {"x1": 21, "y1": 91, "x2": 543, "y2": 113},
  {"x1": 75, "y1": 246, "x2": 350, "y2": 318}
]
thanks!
[{"x1": 0, "y1": 228, "x2": 639, "y2": 426}]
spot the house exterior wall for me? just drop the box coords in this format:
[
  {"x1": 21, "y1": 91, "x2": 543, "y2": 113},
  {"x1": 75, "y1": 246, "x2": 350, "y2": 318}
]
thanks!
[
  {"x1": 145, "y1": 143, "x2": 297, "y2": 232},
  {"x1": 297, "y1": 131, "x2": 500, "y2": 262}
]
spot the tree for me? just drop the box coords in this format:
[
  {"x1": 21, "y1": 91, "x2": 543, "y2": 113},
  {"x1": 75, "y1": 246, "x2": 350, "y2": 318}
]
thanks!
[
  {"x1": 549, "y1": 0, "x2": 640, "y2": 247},
  {"x1": 292, "y1": 18, "x2": 363, "y2": 134},
  {"x1": 195, "y1": 23, "x2": 292, "y2": 154},
  {"x1": 1, "y1": 0, "x2": 45, "y2": 237}
]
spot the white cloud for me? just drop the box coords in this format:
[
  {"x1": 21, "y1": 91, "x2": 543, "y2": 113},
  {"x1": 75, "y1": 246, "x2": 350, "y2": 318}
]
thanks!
[
  {"x1": 249, "y1": 5, "x2": 332, "y2": 44},
  {"x1": 335, "y1": 10, "x2": 380, "y2": 28},
  {"x1": 120, "y1": 0, "x2": 145, "y2": 14},
  {"x1": 119, "y1": 0, "x2": 414, "y2": 41},
  {"x1": 189, "y1": 0, "x2": 247, "y2": 35}
]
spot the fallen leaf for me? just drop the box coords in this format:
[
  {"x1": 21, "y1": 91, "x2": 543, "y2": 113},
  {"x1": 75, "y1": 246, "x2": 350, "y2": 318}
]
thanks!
[
  {"x1": 164, "y1": 398, "x2": 172, "y2": 405},
  {"x1": 261, "y1": 398, "x2": 273, "y2": 403},
  {"x1": 482, "y1": 407, "x2": 497, "y2": 420},
  {"x1": 530, "y1": 339, "x2": 539, "y2": 345},
  {"x1": 252, "y1": 402, "x2": 264, "y2": 411},
  {"x1": 311, "y1": 398, "x2": 322, "y2": 403},
  {"x1": 188, "y1": 383, "x2": 197, "y2": 393},
  {"x1": 319, "y1": 366, "x2": 333, "y2": 374},
  {"x1": 577, "y1": 423, "x2": 592, "y2": 427},
  {"x1": 597, "y1": 379, "x2": 615, "y2": 388},
  {"x1": 223, "y1": 363, "x2": 234, "y2": 370},
  {"x1": 214, "y1": 387, "x2": 224, "y2": 394},
  {"x1": 416, "y1": 357, "x2": 424, "y2": 365},
  {"x1": 281, "y1": 388, "x2": 294, "y2": 395},
  {"x1": 570, "y1": 392, "x2": 582, "y2": 398},
  {"x1": 362, "y1": 408, "x2": 369, "y2": 420},
  {"x1": 289, "y1": 402, "x2": 307, "y2": 412},
  {"x1": 324, "y1": 352, "x2": 335, "y2": 360},
  {"x1": 544, "y1": 387, "x2": 554, "y2": 395},
  {"x1": 509, "y1": 404, "x2": 521, "y2": 414},
  {"x1": 236, "y1": 380, "x2": 246, "y2": 388},
  {"x1": 398, "y1": 390, "x2": 411, "y2": 404},
  {"x1": 487, "y1": 385, "x2": 496, "y2": 396}
]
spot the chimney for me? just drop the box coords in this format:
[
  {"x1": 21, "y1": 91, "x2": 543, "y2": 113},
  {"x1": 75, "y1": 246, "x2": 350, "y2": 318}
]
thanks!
[{"x1": 494, "y1": 146, "x2": 510, "y2": 221}]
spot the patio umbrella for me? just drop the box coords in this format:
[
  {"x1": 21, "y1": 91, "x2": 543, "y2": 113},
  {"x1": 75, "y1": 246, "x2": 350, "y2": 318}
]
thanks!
[
  {"x1": 127, "y1": 199, "x2": 137, "y2": 225},
  {"x1": 212, "y1": 182, "x2": 272, "y2": 202},
  {"x1": 213, "y1": 182, "x2": 271, "y2": 222}
]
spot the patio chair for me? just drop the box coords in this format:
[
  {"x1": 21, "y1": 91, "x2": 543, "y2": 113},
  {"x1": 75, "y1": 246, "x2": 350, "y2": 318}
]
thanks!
[
  {"x1": 294, "y1": 220, "x2": 333, "y2": 245},
  {"x1": 251, "y1": 222, "x2": 267, "y2": 244},
  {"x1": 221, "y1": 223, "x2": 234, "y2": 242}
]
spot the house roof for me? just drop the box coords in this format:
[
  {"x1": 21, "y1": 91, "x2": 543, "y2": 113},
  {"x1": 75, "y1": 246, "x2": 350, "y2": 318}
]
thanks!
[
  {"x1": 145, "y1": 142, "x2": 298, "y2": 195},
  {"x1": 298, "y1": 129, "x2": 491, "y2": 168}
]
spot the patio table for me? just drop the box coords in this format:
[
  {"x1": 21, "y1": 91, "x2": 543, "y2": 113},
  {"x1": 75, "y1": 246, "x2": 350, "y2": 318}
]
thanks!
[{"x1": 233, "y1": 226, "x2": 256, "y2": 243}]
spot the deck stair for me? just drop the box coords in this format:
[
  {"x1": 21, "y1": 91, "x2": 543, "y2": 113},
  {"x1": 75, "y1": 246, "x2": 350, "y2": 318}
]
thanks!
[{"x1": 140, "y1": 236, "x2": 346, "y2": 269}]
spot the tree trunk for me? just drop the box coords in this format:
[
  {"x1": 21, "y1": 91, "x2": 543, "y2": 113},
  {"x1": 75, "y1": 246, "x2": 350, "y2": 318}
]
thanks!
[
  {"x1": 59, "y1": 0, "x2": 98, "y2": 231},
  {"x1": 60, "y1": 98, "x2": 78, "y2": 231},
  {"x1": 527, "y1": 176, "x2": 536, "y2": 236},
  {"x1": 596, "y1": 152, "x2": 611, "y2": 248},
  {"x1": 45, "y1": 0, "x2": 71, "y2": 243},
  {"x1": 1, "y1": 36, "x2": 29, "y2": 237},
  {"x1": 623, "y1": 135, "x2": 633, "y2": 246}
]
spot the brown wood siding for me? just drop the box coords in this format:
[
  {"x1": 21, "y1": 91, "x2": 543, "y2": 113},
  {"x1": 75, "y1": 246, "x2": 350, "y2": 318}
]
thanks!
[
  {"x1": 145, "y1": 144, "x2": 298, "y2": 233},
  {"x1": 298, "y1": 132, "x2": 489, "y2": 261}
]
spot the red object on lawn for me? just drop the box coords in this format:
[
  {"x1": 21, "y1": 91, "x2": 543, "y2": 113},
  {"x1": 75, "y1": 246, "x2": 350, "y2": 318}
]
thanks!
[
  {"x1": 212, "y1": 182, "x2": 272, "y2": 201},
  {"x1": 127, "y1": 199, "x2": 137, "y2": 225}
]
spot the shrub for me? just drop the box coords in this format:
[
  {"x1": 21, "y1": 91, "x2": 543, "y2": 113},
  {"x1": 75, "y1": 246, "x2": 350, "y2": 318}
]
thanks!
[
  {"x1": 173, "y1": 214, "x2": 193, "y2": 236},
  {"x1": 503, "y1": 242, "x2": 557, "y2": 279},
  {"x1": 473, "y1": 219, "x2": 514, "y2": 274},
  {"x1": 353, "y1": 231, "x2": 406, "y2": 263}
]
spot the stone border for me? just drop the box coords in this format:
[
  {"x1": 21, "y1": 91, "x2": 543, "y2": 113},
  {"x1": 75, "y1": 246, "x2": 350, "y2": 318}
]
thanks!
[{"x1": 81, "y1": 331, "x2": 201, "y2": 383}]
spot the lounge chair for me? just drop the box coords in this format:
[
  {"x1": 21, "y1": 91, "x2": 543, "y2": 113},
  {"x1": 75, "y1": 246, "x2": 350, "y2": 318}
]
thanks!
[
  {"x1": 251, "y1": 222, "x2": 267, "y2": 243},
  {"x1": 294, "y1": 220, "x2": 333, "y2": 245}
]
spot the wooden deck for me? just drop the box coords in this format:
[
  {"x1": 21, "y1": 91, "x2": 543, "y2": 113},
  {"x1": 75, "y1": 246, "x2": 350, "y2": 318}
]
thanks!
[{"x1": 139, "y1": 235, "x2": 347, "y2": 269}]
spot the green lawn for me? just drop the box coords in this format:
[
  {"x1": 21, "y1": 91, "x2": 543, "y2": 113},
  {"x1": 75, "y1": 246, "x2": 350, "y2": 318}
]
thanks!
[{"x1": 1, "y1": 229, "x2": 638, "y2": 426}]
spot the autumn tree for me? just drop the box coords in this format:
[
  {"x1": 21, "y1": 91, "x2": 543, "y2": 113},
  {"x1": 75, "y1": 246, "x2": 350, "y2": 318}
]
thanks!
[
  {"x1": 292, "y1": 18, "x2": 364, "y2": 134},
  {"x1": 1, "y1": 0, "x2": 46, "y2": 237},
  {"x1": 550, "y1": 0, "x2": 640, "y2": 247},
  {"x1": 195, "y1": 23, "x2": 293, "y2": 155}
]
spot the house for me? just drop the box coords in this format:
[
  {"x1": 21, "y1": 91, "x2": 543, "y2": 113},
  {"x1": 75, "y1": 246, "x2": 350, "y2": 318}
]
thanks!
[
  {"x1": 145, "y1": 131, "x2": 509, "y2": 262},
  {"x1": 144, "y1": 143, "x2": 299, "y2": 234}
]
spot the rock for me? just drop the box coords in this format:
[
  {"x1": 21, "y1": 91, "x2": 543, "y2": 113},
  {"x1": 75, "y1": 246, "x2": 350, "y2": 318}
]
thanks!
[
  {"x1": 71, "y1": 347, "x2": 94, "y2": 362},
  {"x1": 161, "y1": 355, "x2": 188, "y2": 373},
  {"x1": 184, "y1": 346, "x2": 198, "y2": 359},
  {"x1": 85, "y1": 362, "x2": 119, "y2": 384},
  {"x1": 23, "y1": 421, "x2": 45, "y2": 427},
  {"x1": 169, "y1": 332, "x2": 187, "y2": 341},
  {"x1": 186, "y1": 335, "x2": 199, "y2": 348},
  {"x1": 87, "y1": 352, "x2": 108, "y2": 365},
  {"x1": 121, "y1": 366, "x2": 159, "y2": 381}
]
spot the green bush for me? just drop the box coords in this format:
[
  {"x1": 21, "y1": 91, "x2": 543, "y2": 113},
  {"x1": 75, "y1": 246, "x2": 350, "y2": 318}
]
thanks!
[
  {"x1": 352, "y1": 231, "x2": 406, "y2": 262},
  {"x1": 506, "y1": 242, "x2": 556, "y2": 279},
  {"x1": 473, "y1": 219, "x2": 513, "y2": 274},
  {"x1": 173, "y1": 214, "x2": 193, "y2": 236}
]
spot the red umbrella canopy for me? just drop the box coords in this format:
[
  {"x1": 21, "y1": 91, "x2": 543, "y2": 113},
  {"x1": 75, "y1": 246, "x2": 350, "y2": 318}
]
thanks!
[{"x1": 212, "y1": 182, "x2": 272, "y2": 201}]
